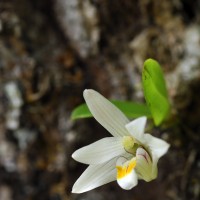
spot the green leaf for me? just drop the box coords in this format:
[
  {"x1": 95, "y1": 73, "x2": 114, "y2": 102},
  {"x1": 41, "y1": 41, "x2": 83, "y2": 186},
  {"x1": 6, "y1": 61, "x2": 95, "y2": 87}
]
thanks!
[
  {"x1": 142, "y1": 58, "x2": 170, "y2": 126},
  {"x1": 71, "y1": 100, "x2": 151, "y2": 120}
]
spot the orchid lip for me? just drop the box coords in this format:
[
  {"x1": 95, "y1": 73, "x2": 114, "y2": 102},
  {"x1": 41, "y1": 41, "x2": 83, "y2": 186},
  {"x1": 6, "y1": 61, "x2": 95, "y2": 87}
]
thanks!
[{"x1": 116, "y1": 157, "x2": 138, "y2": 190}]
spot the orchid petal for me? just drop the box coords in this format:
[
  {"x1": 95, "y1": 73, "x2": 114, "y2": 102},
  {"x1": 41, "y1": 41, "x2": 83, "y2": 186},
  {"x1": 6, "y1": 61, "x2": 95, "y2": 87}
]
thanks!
[
  {"x1": 135, "y1": 147, "x2": 157, "y2": 181},
  {"x1": 143, "y1": 134, "x2": 170, "y2": 159},
  {"x1": 72, "y1": 158, "x2": 117, "y2": 193},
  {"x1": 83, "y1": 89, "x2": 129, "y2": 137},
  {"x1": 151, "y1": 154, "x2": 158, "y2": 180},
  {"x1": 72, "y1": 137, "x2": 125, "y2": 165},
  {"x1": 125, "y1": 117, "x2": 147, "y2": 141}
]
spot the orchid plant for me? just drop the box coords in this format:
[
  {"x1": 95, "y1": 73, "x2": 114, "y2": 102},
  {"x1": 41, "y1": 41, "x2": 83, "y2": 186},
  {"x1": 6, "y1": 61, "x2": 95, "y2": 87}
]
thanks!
[
  {"x1": 71, "y1": 58, "x2": 171, "y2": 193},
  {"x1": 72, "y1": 90, "x2": 170, "y2": 193}
]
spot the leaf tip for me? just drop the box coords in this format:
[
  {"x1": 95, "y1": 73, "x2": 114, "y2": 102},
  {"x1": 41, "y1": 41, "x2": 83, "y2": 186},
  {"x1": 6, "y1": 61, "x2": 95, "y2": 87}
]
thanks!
[{"x1": 144, "y1": 58, "x2": 158, "y2": 68}]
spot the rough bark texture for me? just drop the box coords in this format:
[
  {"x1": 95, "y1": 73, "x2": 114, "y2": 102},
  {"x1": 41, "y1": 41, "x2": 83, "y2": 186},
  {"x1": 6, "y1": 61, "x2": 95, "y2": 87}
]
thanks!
[{"x1": 0, "y1": 0, "x2": 200, "y2": 199}]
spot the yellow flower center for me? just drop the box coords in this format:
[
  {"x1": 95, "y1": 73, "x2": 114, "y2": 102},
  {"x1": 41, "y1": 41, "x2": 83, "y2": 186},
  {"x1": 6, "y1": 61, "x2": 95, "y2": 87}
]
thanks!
[{"x1": 116, "y1": 158, "x2": 137, "y2": 179}]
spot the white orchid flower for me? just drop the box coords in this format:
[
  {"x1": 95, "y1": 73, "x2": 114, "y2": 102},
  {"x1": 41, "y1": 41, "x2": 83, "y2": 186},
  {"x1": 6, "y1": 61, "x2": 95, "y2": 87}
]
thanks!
[{"x1": 72, "y1": 89, "x2": 170, "y2": 193}]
